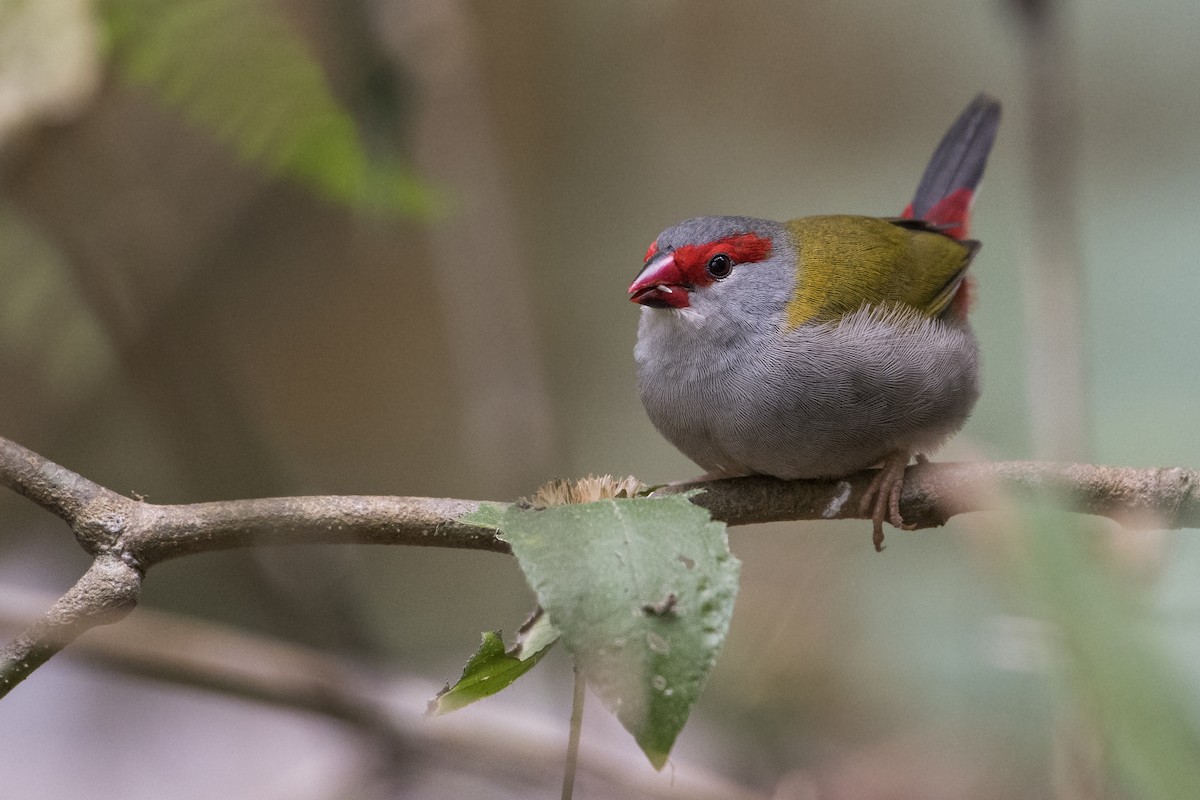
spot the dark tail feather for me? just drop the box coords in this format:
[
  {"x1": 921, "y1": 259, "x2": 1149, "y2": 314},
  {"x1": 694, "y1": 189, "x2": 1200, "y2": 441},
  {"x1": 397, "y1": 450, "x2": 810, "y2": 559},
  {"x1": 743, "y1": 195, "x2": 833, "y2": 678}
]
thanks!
[{"x1": 902, "y1": 93, "x2": 1001, "y2": 239}]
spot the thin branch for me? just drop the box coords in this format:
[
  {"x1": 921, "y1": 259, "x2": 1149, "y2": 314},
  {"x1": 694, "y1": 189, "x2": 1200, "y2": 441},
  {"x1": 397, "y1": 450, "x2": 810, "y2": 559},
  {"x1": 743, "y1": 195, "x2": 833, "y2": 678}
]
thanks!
[
  {"x1": 124, "y1": 495, "x2": 511, "y2": 566},
  {"x1": 1, "y1": 432, "x2": 1198, "y2": 696},
  {"x1": 0, "y1": 437, "x2": 121, "y2": 541},
  {"x1": 0, "y1": 581, "x2": 400, "y2": 740},
  {"x1": 672, "y1": 461, "x2": 1200, "y2": 531}
]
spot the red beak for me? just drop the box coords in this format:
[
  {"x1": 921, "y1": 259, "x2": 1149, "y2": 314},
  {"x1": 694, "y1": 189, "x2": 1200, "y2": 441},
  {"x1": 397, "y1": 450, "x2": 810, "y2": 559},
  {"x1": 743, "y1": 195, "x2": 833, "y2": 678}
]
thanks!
[{"x1": 628, "y1": 252, "x2": 691, "y2": 309}]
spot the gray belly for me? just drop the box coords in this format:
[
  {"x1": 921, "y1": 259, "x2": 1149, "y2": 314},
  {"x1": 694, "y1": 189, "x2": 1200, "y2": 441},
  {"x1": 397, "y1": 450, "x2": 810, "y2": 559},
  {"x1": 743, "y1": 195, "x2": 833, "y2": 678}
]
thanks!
[{"x1": 637, "y1": 308, "x2": 980, "y2": 479}]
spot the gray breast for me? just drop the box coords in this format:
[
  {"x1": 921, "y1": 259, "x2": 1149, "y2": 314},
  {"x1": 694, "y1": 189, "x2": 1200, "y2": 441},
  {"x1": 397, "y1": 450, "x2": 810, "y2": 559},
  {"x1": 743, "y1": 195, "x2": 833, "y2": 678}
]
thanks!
[{"x1": 636, "y1": 305, "x2": 979, "y2": 479}]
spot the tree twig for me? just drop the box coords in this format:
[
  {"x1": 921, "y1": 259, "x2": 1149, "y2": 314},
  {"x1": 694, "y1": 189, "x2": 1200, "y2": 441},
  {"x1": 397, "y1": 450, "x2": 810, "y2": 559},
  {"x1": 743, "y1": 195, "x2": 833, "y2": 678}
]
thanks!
[
  {"x1": 0, "y1": 436, "x2": 119, "y2": 539},
  {"x1": 1, "y1": 433, "x2": 1197, "y2": 696},
  {"x1": 0, "y1": 555, "x2": 141, "y2": 694}
]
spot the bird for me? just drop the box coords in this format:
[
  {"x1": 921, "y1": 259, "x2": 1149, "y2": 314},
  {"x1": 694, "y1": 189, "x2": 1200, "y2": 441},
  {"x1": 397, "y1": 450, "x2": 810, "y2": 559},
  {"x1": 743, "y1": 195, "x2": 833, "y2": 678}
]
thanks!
[{"x1": 629, "y1": 94, "x2": 1001, "y2": 550}]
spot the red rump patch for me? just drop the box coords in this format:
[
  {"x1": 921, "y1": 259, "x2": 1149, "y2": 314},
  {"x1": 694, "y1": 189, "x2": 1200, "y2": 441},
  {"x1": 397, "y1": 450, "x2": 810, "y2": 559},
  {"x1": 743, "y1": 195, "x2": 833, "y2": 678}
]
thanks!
[
  {"x1": 901, "y1": 188, "x2": 974, "y2": 240},
  {"x1": 643, "y1": 239, "x2": 658, "y2": 263},
  {"x1": 916, "y1": 188, "x2": 974, "y2": 241},
  {"x1": 924, "y1": 187, "x2": 975, "y2": 239},
  {"x1": 673, "y1": 232, "x2": 773, "y2": 284}
]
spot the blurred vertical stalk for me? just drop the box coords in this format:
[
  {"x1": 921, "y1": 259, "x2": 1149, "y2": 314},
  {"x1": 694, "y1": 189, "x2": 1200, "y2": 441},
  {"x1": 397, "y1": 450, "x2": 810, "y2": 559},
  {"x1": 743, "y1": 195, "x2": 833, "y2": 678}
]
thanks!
[
  {"x1": 1012, "y1": 2, "x2": 1099, "y2": 798},
  {"x1": 1015, "y1": 0, "x2": 1090, "y2": 462},
  {"x1": 372, "y1": 0, "x2": 556, "y2": 496}
]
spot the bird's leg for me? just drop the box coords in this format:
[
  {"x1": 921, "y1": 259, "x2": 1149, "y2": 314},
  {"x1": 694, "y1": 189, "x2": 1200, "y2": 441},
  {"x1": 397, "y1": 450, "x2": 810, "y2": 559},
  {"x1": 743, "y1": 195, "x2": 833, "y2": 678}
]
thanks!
[{"x1": 859, "y1": 450, "x2": 914, "y2": 551}]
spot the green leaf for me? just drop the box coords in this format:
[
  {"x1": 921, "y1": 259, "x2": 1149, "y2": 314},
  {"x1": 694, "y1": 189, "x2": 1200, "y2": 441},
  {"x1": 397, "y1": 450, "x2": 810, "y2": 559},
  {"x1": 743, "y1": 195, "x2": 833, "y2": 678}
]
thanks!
[
  {"x1": 1019, "y1": 500, "x2": 1200, "y2": 799},
  {"x1": 98, "y1": 0, "x2": 432, "y2": 216},
  {"x1": 427, "y1": 609, "x2": 557, "y2": 717},
  {"x1": 0, "y1": 203, "x2": 116, "y2": 395},
  {"x1": 499, "y1": 496, "x2": 740, "y2": 769}
]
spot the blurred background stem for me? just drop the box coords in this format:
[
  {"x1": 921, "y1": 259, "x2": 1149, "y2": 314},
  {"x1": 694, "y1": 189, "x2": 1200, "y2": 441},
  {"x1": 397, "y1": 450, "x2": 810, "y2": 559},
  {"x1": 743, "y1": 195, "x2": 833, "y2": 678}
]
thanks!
[{"x1": 1014, "y1": 0, "x2": 1090, "y2": 462}]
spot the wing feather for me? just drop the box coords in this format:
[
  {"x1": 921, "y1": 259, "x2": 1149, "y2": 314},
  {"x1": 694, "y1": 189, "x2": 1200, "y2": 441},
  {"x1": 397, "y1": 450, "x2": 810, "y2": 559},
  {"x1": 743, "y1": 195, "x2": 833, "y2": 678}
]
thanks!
[{"x1": 783, "y1": 215, "x2": 976, "y2": 328}]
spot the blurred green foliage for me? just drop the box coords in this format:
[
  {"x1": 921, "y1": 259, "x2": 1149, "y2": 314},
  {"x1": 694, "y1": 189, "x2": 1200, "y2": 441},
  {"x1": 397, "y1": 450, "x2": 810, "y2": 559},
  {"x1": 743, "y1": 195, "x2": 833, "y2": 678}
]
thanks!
[
  {"x1": 1020, "y1": 501, "x2": 1200, "y2": 799},
  {"x1": 0, "y1": 202, "x2": 115, "y2": 397},
  {"x1": 99, "y1": 0, "x2": 432, "y2": 215}
]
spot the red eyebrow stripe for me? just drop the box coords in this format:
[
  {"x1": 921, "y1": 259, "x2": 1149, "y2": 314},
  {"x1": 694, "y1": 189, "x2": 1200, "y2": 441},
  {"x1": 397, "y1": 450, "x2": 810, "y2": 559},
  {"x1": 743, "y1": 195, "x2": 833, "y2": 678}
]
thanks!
[{"x1": 673, "y1": 233, "x2": 773, "y2": 282}]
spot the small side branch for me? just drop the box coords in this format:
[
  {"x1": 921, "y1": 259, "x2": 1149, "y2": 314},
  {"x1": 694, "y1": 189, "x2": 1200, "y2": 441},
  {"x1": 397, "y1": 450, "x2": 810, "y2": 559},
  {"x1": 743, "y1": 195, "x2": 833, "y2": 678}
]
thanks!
[{"x1": 0, "y1": 555, "x2": 141, "y2": 694}]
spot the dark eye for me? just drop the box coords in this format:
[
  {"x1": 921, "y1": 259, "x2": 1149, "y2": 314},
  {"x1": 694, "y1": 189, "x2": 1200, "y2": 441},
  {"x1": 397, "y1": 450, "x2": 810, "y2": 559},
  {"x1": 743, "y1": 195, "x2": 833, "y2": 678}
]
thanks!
[{"x1": 706, "y1": 253, "x2": 733, "y2": 279}]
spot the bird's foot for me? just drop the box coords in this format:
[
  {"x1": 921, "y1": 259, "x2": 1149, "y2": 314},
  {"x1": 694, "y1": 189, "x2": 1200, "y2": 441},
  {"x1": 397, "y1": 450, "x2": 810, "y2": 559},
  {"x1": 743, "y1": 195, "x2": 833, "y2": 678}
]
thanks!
[{"x1": 858, "y1": 451, "x2": 914, "y2": 552}]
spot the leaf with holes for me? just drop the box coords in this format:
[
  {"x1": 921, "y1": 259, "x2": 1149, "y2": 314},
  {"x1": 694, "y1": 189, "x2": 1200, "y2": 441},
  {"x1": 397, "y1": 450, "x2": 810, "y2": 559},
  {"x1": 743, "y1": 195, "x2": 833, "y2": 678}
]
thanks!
[{"x1": 499, "y1": 495, "x2": 739, "y2": 769}]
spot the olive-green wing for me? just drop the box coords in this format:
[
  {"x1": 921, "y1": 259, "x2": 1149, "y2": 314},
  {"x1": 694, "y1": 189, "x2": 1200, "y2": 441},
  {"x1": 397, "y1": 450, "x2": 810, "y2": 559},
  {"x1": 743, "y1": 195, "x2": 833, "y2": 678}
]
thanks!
[{"x1": 783, "y1": 215, "x2": 977, "y2": 329}]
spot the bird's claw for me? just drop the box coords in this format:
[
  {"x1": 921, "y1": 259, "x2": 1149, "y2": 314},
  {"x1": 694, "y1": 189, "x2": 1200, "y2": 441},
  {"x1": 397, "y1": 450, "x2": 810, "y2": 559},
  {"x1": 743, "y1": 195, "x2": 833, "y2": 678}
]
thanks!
[{"x1": 859, "y1": 452, "x2": 912, "y2": 551}]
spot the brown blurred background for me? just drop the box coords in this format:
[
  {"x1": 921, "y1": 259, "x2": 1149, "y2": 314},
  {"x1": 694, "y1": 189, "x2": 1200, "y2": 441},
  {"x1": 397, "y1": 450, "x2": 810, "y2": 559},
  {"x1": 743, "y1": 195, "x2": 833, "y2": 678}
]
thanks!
[{"x1": 1, "y1": 0, "x2": 1199, "y2": 798}]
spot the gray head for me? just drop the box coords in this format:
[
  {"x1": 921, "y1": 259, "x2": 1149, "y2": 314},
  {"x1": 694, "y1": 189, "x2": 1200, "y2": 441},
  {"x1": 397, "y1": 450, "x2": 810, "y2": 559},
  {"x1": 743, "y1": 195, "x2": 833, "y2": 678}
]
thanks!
[{"x1": 628, "y1": 216, "x2": 795, "y2": 328}]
